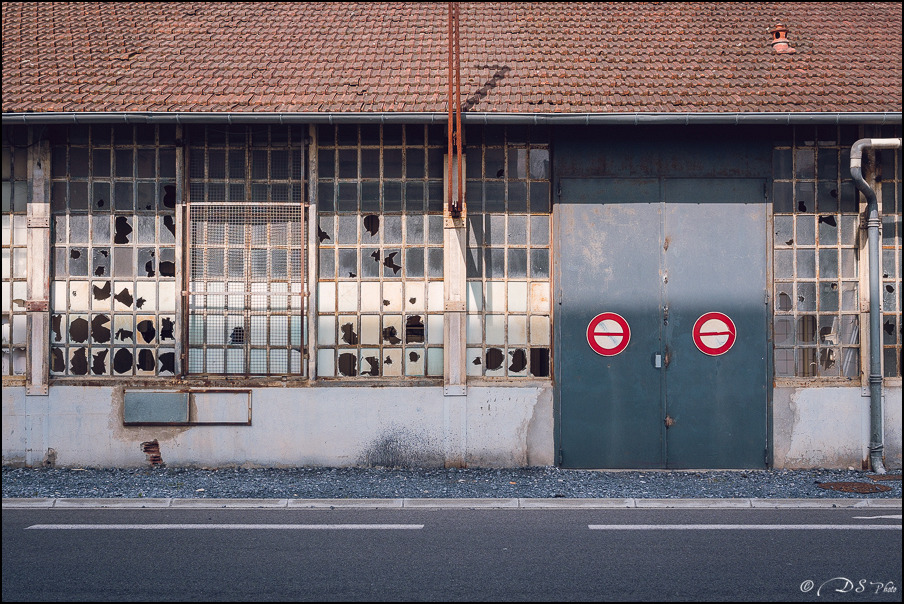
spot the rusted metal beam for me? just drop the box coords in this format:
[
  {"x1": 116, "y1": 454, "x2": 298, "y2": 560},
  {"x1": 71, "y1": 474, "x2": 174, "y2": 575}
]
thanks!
[{"x1": 447, "y1": 2, "x2": 463, "y2": 217}]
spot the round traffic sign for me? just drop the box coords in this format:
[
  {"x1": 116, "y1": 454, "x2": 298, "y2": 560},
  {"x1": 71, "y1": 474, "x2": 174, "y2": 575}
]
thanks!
[
  {"x1": 693, "y1": 312, "x2": 736, "y2": 356},
  {"x1": 586, "y1": 312, "x2": 631, "y2": 356}
]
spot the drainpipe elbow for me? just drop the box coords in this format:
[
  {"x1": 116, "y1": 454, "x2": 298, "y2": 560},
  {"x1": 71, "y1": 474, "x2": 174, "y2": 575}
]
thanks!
[
  {"x1": 850, "y1": 138, "x2": 870, "y2": 167},
  {"x1": 870, "y1": 444, "x2": 887, "y2": 475},
  {"x1": 851, "y1": 137, "x2": 902, "y2": 169}
]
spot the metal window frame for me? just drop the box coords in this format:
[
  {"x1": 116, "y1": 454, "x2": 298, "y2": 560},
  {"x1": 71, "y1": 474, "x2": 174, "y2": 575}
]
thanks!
[
  {"x1": 47, "y1": 124, "x2": 179, "y2": 378},
  {"x1": 464, "y1": 126, "x2": 552, "y2": 379},
  {"x1": 874, "y1": 125, "x2": 903, "y2": 380},
  {"x1": 772, "y1": 125, "x2": 865, "y2": 382},
  {"x1": 184, "y1": 124, "x2": 308, "y2": 377},
  {"x1": 314, "y1": 123, "x2": 446, "y2": 379},
  {"x1": 1, "y1": 129, "x2": 29, "y2": 378}
]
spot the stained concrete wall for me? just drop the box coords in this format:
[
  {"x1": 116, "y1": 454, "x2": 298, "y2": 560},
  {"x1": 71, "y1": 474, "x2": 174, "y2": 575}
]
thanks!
[
  {"x1": 5, "y1": 383, "x2": 900, "y2": 469},
  {"x1": 1, "y1": 384, "x2": 554, "y2": 469},
  {"x1": 773, "y1": 385, "x2": 903, "y2": 470}
]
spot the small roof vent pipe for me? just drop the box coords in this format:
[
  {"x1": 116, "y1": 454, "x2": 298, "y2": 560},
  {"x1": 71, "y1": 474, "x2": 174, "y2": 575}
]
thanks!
[{"x1": 770, "y1": 24, "x2": 797, "y2": 54}]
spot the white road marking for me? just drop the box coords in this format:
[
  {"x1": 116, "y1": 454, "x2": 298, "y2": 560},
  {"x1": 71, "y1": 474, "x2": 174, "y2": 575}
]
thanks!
[
  {"x1": 851, "y1": 515, "x2": 902, "y2": 520},
  {"x1": 588, "y1": 524, "x2": 901, "y2": 530},
  {"x1": 26, "y1": 524, "x2": 424, "y2": 530}
]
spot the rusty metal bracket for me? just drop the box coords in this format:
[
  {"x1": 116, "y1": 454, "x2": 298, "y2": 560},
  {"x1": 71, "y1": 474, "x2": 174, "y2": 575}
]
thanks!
[
  {"x1": 444, "y1": 215, "x2": 466, "y2": 229},
  {"x1": 27, "y1": 216, "x2": 49, "y2": 228},
  {"x1": 25, "y1": 300, "x2": 48, "y2": 312}
]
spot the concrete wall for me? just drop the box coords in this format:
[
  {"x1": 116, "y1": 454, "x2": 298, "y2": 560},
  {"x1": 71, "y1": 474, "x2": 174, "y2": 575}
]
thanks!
[
  {"x1": 773, "y1": 384, "x2": 902, "y2": 469},
  {"x1": 4, "y1": 383, "x2": 900, "y2": 469},
  {"x1": 1, "y1": 384, "x2": 554, "y2": 469}
]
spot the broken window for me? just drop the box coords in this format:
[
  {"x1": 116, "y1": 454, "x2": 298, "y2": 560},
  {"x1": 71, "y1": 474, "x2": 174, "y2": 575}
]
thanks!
[
  {"x1": 186, "y1": 125, "x2": 306, "y2": 375},
  {"x1": 772, "y1": 125, "x2": 862, "y2": 378},
  {"x1": 464, "y1": 126, "x2": 551, "y2": 378},
  {"x1": 2, "y1": 127, "x2": 28, "y2": 376},
  {"x1": 877, "y1": 126, "x2": 902, "y2": 377},
  {"x1": 316, "y1": 124, "x2": 445, "y2": 377},
  {"x1": 49, "y1": 124, "x2": 178, "y2": 376}
]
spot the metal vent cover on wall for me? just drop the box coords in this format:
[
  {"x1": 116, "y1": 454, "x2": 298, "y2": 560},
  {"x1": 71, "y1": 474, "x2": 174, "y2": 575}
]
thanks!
[{"x1": 123, "y1": 389, "x2": 251, "y2": 424}]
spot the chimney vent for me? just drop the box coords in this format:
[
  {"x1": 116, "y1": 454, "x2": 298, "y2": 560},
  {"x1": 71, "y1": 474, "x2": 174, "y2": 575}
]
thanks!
[{"x1": 770, "y1": 24, "x2": 797, "y2": 54}]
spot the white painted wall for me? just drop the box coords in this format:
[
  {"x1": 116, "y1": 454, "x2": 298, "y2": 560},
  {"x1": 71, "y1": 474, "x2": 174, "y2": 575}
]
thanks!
[
  {"x1": 772, "y1": 385, "x2": 902, "y2": 469},
  {"x1": 4, "y1": 383, "x2": 899, "y2": 469},
  {"x1": 1, "y1": 384, "x2": 554, "y2": 469}
]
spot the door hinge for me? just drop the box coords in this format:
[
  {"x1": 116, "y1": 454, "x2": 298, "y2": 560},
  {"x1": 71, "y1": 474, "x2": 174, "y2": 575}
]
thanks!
[{"x1": 764, "y1": 289, "x2": 770, "y2": 305}]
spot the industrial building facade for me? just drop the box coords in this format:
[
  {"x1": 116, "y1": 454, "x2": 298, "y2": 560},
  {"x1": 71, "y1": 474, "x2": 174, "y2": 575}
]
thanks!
[{"x1": 2, "y1": 2, "x2": 901, "y2": 469}]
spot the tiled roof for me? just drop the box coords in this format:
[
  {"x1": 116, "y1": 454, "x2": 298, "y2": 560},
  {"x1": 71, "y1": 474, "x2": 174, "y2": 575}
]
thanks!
[{"x1": 2, "y1": 2, "x2": 901, "y2": 115}]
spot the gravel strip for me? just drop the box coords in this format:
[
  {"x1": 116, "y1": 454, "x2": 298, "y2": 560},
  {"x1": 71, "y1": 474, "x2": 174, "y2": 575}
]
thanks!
[{"x1": 3, "y1": 466, "x2": 901, "y2": 500}]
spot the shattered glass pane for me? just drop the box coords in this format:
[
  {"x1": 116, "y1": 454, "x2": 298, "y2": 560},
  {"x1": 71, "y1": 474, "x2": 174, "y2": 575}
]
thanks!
[
  {"x1": 818, "y1": 214, "x2": 838, "y2": 245},
  {"x1": 797, "y1": 283, "x2": 816, "y2": 311},
  {"x1": 466, "y1": 347, "x2": 482, "y2": 376},
  {"x1": 797, "y1": 315, "x2": 817, "y2": 344},
  {"x1": 819, "y1": 281, "x2": 839, "y2": 312},
  {"x1": 775, "y1": 283, "x2": 793, "y2": 311}
]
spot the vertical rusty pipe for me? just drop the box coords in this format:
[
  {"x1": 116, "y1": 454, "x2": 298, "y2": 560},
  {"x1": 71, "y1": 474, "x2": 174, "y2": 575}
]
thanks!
[
  {"x1": 454, "y1": 2, "x2": 463, "y2": 213},
  {"x1": 447, "y1": 3, "x2": 455, "y2": 216}
]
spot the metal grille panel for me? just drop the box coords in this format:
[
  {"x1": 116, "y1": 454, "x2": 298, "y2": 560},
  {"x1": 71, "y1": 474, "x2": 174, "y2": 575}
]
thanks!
[{"x1": 188, "y1": 203, "x2": 305, "y2": 376}]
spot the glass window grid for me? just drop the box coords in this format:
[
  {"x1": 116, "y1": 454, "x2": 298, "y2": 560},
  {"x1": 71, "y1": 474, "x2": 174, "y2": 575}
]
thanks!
[
  {"x1": 877, "y1": 125, "x2": 902, "y2": 377},
  {"x1": 773, "y1": 125, "x2": 862, "y2": 378},
  {"x1": 2, "y1": 127, "x2": 28, "y2": 376},
  {"x1": 186, "y1": 125, "x2": 307, "y2": 376},
  {"x1": 49, "y1": 124, "x2": 178, "y2": 377},
  {"x1": 465, "y1": 126, "x2": 552, "y2": 378},
  {"x1": 316, "y1": 124, "x2": 445, "y2": 378}
]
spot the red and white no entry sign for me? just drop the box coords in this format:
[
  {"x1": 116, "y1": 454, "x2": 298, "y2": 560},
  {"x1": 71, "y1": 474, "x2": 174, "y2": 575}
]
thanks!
[
  {"x1": 586, "y1": 312, "x2": 631, "y2": 356},
  {"x1": 693, "y1": 312, "x2": 736, "y2": 356}
]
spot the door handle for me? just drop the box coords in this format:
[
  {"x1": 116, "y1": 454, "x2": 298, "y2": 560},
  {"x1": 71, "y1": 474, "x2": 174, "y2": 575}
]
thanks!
[{"x1": 654, "y1": 353, "x2": 662, "y2": 368}]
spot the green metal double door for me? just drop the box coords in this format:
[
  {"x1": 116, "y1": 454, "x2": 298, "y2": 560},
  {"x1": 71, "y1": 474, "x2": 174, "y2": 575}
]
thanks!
[{"x1": 554, "y1": 178, "x2": 769, "y2": 469}]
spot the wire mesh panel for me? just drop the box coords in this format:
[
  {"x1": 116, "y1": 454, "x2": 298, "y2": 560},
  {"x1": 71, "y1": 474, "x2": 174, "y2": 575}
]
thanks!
[{"x1": 188, "y1": 204, "x2": 305, "y2": 375}]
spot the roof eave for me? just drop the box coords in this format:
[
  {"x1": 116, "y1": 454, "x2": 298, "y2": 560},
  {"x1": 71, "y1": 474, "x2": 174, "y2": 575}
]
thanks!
[{"x1": 2, "y1": 111, "x2": 901, "y2": 125}]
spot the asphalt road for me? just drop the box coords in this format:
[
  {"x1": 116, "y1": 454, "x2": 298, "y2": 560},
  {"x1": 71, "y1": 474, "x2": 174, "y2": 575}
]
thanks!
[{"x1": 2, "y1": 505, "x2": 901, "y2": 602}]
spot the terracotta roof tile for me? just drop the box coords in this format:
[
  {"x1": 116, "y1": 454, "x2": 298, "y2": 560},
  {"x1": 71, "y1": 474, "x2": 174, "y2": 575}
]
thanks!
[{"x1": 2, "y1": 2, "x2": 901, "y2": 115}]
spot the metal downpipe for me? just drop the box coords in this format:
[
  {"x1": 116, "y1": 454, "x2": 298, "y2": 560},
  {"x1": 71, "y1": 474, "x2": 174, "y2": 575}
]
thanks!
[{"x1": 849, "y1": 137, "x2": 901, "y2": 474}]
